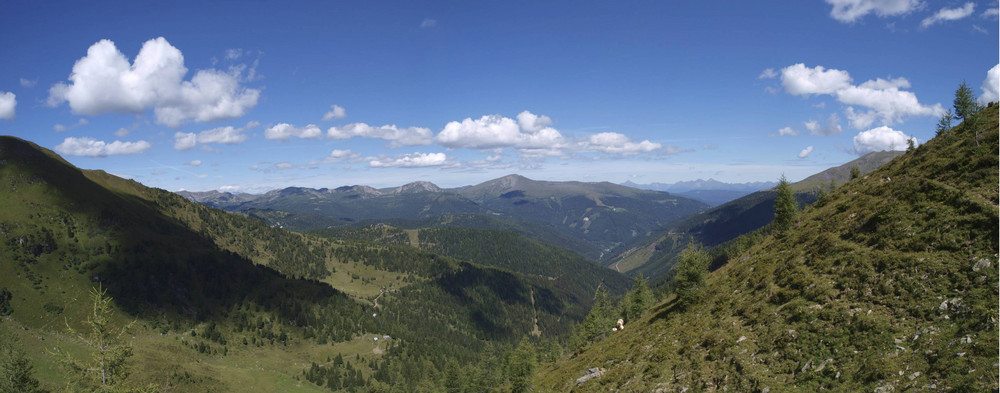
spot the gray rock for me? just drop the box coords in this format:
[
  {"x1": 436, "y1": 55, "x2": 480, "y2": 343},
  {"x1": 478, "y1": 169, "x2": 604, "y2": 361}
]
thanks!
[{"x1": 971, "y1": 257, "x2": 991, "y2": 271}]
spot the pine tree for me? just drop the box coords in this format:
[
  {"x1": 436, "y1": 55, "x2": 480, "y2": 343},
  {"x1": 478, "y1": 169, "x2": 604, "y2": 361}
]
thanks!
[
  {"x1": 507, "y1": 338, "x2": 537, "y2": 393},
  {"x1": 849, "y1": 165, "x2": 861, "y2": 180},
  {"x1": 0, "y1": 331, "x2": 44, "y2": 393},
  {"x1": 773, "y1": 175, "x2": 798, "y2": 233},
  {"x1": 56, "y1": 286, "x2": 154, "y2": 393},
  {"x1": 953, "y1": 80, "x2": 978, "y2": 123},
  {"x1": 935, "y1": 109, "x2": 953, "y2": 136},
  {"x1": 569, "y1": 285, "x2": 616, "y2": 349},
  {"x1": 623, "y1": 274, "x2": 652, "y2": 323},
  {"x1": 673, "y1": 243, "x2": 710, "y2": 310}
]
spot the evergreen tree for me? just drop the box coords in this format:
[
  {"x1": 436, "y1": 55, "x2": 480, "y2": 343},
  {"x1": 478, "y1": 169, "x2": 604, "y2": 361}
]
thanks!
[
  {"x1": 849, "y1": 165, "x2": 861, "y2": 180},
  {"x1": 569, "y1": 285, "x2": 615, "y2": 349},
  {"x1": 0, "y1": 331, "x2": 45, "y2": 393},
  {"x1": 623, "y1": 274, "x2": 652, "y2": 323},
  {"x1": 906, "y1": 138, "x2": 915, "y2": 152},
  {"x1": 443, "y1": 360, "x2": 463, "y2": 393},
  {"x1": 773, "y1": 175, "x2": 798, "y2": 233},
  {"x1": 507, "y1": 338, "x2": 536, "y2": 393},
  {"x1": 57, "y1": 286, "x2": 154, "y2": 393},
  {"x1": 673, "y1": 243, "x2": 710, "y2": 310},
  {"x1": 953, "y1": 80, "x2": 978, "y2": 123},
  {"x1": 935, "y1": 109, "x2": 953, "y2": 136}
]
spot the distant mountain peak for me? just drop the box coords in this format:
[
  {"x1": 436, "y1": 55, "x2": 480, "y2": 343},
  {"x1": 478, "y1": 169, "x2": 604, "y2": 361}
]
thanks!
[{"x1": 393, "y1": 181, "x2": 442, "y2": 194}]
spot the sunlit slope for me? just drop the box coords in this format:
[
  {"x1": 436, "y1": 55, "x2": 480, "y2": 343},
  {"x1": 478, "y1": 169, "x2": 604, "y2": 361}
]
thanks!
[{"x1": 535, "y1": 105, "x2": 999, "y2": 392}]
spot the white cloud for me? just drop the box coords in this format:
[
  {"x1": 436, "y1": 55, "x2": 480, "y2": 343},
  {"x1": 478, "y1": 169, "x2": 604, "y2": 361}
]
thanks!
[
  {"x1": 979, "y1": 63, "x2": 1000, "y2": 104},
  {"x1": 778, "y1": 63, "x2": 943, "y2": 129},
  {"x1": 328, "y1": 123, "x2": 434, "y2": 147},
  {"x1": 777, "y1": 126, "x2": 801, "y2": 136},
  {"x1": 584, "y1": 132, "x2": 662, "y2": 155},
  {"x1": 437, "y1": 113, "x2": 565, "y2": 150},
  {"x1": 758, "y1": 68, "x2": 777, "y2": 79},
  {"x1": 225, "y1": 48, "x2": 244, "y2": 60},
  {"x1": 421, "y1": 18, "x2": 437, "y2": 28},
  {"x1": 825, "y1": 0, "x2": 922, "y2": 23},
  {"x1": 0, "y1": 92, "x2": 15, "y2": 120},
  {"x1": 984, "y1": 7, "x2": 999, "y2": 18},
  {"x1": 370, "y1": 152, "x2": 448, "y2": 168},
  {"x1": 838, "y1": 85, "x2": 943, "y2": 128},
  {"x1": 804, "y1": 113, "x2": 843, "y2": 136},
  {"x1": 858, "y1": 77, "x2": 910, "y2": 90},
  {"x1": 115, "y1": 127, "x2": 131, "y2": 137},
  {"x1": 516, "y1": 110, "x2": 553, "y2": 132},
  {"x1": 329, "y1": 149, "x2": 362, "y2": 161},
  {"x1": 780, "y1": 64, "x2": 852, "y2": 95},
  {"x1": 174, "y1": 122, "x2": 254, "y2": 150},
  {"x1": 853, "y1": 126, "x2": 917, "y2": 154},
  {"x1": 173, "y1": 132, "x2": 197, "y2": 150},
  {"x1": 322, "y1": 104, "x2": 346, "y2": 120},
  {"x1": 265, "y1": 123, "x2": 323, "y2": 141},
  {"x1": 19, "y1": 78, "x2": 36, "y2": 88},
  {"x1": 47, "y1": 37, "x2": 260, "y2": 127},
  {"x1": 771, "y1": 127, "x2": 802, "y2": 136},
  {"x1": 275, "y1": 162, "x2": 294, "y2": 170},
  {"x1": 186, "y1": 160, "x2": 202, "y2": 166},
  {"x1": 55, "y1": 137, "x2": 151, "y2": 157},
  {"x1": 921, "y1": 2, "x2": 975, "y2": 28},
  {"x1": 798, "y1": 146, "x2": 814, "y2": 159}
]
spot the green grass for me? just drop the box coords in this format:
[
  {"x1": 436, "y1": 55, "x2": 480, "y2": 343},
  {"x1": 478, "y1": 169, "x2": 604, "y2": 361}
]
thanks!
[{"x1": 533, "y1": 105, "x2": 1000, "y2": 392}]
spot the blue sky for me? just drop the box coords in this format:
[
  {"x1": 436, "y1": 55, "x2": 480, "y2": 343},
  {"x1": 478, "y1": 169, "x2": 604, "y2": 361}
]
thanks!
[{"x1": 1, "y1": 0, "x2": 997, "y2": 192}]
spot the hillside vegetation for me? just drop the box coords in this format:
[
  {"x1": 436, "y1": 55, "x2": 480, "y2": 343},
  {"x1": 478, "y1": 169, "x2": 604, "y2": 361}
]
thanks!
[
  {"x1": 612, "y1": 151, "x2": 903, "y2": 279},
  {"x1": 0, "y1": 136, "x2": 626, "y2": 392},
  {"x1": 535, "y1": 105, "x2": 999, "y2": 392}
]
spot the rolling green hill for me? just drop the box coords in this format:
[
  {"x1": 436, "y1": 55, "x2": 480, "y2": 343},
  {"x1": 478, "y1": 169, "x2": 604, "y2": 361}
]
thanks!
[
  {"x1": 534, "y1": 104, "x2": 999, "y2": 392},
  {"x1": 0, "y1": 136, "x2": 627, "y2": 392}
]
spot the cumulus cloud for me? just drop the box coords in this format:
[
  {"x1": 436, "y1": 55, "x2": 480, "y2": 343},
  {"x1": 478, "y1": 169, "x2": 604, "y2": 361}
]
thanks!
[
  {"x1": 759, "y1": 68, "x2": 778, "y2": 79},
  {"x1": 984, "y1": 7, "x2": 999, "y2": 18},
  {"x1": 327, "y1": 123, "x2": 434, "y2": 147},
  {"x1": 323, "y1": 104, "x2": 346, "y2": 120},
  {"x1": 516, "y1": 110, "x2": 553, "y2": 132},
  {"x1": 19, "y1": 78, "x2": 36, "y2": 88},
  {"x1": 0, "y1": 92, "x2": 15, "y2": 120},
  {"x1": 781, "y1": 64, "x2": 852, "y2": 95},
  {"x1": 798, "y1": 146, "x2": 814, "y2": 159},
  {"x1": 825, "y1": 0, "x2": 922, "y2": 23},
  {"x1": 47, "y1": 37, "x2": 260, "y2": 127},
  {"x1": 174, "y1": 122, "x2": 255, "y2": 150},
  {"x1": 437, "y1": 113, "x2": 565, "y2": 150},
  {"x1": 979, "y1": 64, "x2": 1000, "y2": 104},
  {"x1": 115, "y1": 127, "x2": 131, "y2": 137},
  {"x1": 778, "y1": 64, "x2": 943, "y2": 129},
  {"x1": 921, "y1": 2, "x2": 975, "y2": 28},
  {"x1": 584, "y1": 132, "x2": 662, "y2": 155},
  {"x1": 55, "y1": 137, "x2": 151, "y2": 157},
  {"x1": 853, "y1": 126, "x2": 917, "y2": 154},
  {"x1": 370, "y1": 152, "x2": 447, "y2": 168},
  {"x1": 265, "y1": 123, "x2": 323, "y2": 141}
]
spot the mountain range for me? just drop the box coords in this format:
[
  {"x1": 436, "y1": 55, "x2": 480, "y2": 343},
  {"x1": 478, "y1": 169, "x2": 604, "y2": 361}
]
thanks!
[{"x1": 180, "y1": 174, "x2": 710, "y2": 262}]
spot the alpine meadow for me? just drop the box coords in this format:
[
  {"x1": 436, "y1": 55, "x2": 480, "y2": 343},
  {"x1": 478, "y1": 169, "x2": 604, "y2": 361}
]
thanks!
[{"x1": 0, "y1": 1, "x2": 997, "y2": 392}]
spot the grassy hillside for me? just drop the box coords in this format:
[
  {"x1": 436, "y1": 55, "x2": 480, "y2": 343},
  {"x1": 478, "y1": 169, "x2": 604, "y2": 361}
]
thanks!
[
  {"x1": 612, "y1": 151, "x2": 903, "y2": 279},
  {"x1": 534, "y1": 105, "x2": 999, "y2": 392},
  {"x1": 0, "y1": 136, "x2": 625, "y2": 392}
]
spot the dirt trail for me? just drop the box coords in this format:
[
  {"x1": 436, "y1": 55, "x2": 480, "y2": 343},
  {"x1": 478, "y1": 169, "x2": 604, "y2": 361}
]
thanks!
[{"x1": 530, "y1": 288, "x2": 542, "y2": 337}]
